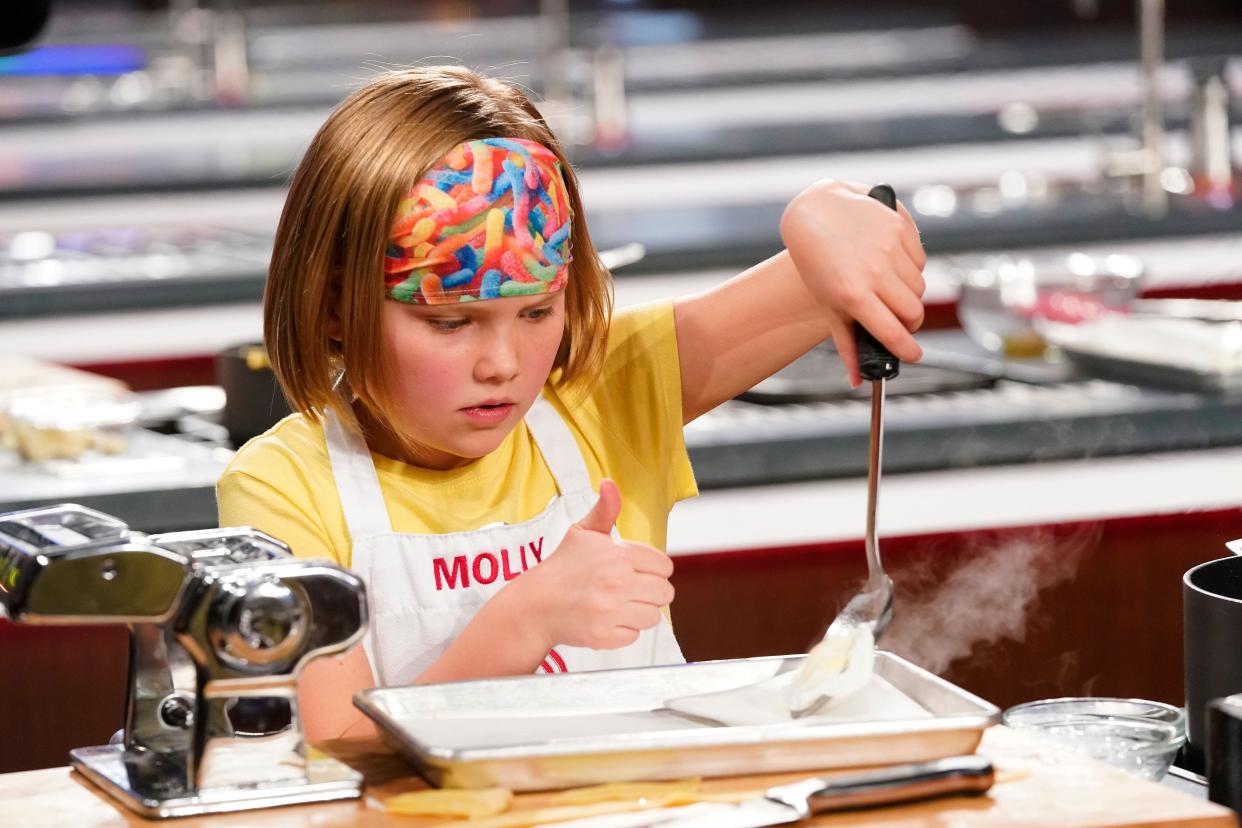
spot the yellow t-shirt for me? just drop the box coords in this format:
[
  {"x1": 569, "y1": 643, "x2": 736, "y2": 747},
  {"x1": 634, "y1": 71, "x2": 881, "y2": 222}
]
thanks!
[{"x1": 216, "y1": 301, "x2": 698, "y2": 567}]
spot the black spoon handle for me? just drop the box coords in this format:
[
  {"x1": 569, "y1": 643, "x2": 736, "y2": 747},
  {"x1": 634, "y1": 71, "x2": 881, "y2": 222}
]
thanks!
[{"x1": 854, "y1": 183, "x2": 901, "y2": 382}]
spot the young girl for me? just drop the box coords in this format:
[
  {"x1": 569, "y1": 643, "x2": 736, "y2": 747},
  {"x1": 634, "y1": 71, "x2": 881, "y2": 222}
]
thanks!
[{"x1": 217, "y1": 66, "x2": 926, "y2": 740}]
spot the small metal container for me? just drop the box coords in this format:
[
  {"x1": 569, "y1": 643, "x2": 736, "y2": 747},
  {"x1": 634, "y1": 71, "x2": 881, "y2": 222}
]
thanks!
[{"x1": 355, "y1": 651, "x2": 999, "y2": 791}]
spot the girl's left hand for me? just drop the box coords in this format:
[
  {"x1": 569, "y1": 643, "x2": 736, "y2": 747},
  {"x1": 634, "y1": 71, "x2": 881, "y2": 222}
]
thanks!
[{"x1": 779, "y1": 179, "x2": 927, "y2": 386}]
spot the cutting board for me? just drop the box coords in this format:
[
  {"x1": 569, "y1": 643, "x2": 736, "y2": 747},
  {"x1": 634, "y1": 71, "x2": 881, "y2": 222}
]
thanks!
[{"x1": 1, "y1": 727, "x2": 1235, "y2": 827}]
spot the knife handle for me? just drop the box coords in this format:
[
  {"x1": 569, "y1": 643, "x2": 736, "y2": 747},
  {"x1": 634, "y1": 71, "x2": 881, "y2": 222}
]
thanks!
[
  {"x1": 855, "y1": 183, "x2": 901, "y2": 382},
  {"x1": 774, "y1": 755, "x2": 995, "y2": 816}
]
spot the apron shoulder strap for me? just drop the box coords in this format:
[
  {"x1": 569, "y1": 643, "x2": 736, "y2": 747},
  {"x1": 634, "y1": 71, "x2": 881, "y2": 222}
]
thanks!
[
  {"x1": 524, "y1": 394, "x2": 594, "y2": 496},
  {"x1": 323, "y1": 406, "x2": 393, "y2": 539},
  {"x1": 326, "y1": 395, "x2": 589, "y2": 541}
]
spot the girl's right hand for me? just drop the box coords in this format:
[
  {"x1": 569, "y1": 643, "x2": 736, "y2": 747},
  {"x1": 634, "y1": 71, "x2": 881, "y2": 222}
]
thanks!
[
  {"x1": 519, "y1": 479, "x2": 675, "y2": 650},
  {"x1": 779, "y1": 179, "x2": 926, "y2": 387}
]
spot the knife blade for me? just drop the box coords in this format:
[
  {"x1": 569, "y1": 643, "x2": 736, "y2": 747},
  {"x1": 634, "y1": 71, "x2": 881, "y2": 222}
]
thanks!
[
  {"x1": 621, "y1": 755, "x2": 995, "y2": 828},
  {"x1": 649, "y1": 799, "x2": 796, "y2": 828},
  {"x1": 536, "y1": 802, "x2": 738, "y2": 828}
]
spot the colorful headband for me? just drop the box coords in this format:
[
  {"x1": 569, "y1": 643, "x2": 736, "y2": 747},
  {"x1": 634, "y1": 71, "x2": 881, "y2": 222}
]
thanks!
[{"x1": 384, "y1": 137, "x2": 572, "y2": 304}]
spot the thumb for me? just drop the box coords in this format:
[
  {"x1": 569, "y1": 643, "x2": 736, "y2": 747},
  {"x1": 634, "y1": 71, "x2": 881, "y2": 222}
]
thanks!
[{"x1": 576, "y1": 478, "x2": 621, "y2": 534}]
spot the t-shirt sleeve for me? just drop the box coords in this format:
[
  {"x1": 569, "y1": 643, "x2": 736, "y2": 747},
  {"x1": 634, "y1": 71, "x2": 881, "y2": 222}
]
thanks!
[
  {"x1": 587, "y1": 301, "x2": 698, "y2": 508},
  {"x1": 217, "y1": 456, "x2": 343, "y2": 566}
]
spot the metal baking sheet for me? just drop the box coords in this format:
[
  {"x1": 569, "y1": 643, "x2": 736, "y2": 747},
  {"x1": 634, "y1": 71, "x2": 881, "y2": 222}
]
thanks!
[
  {"x1": 354, "y1": 651, "x2": 999, "y2": 791},
  {"x1": 1040, "y1": 317, "x2": 1242, "y2": 395},
  {"x1": 1059, "y1": 346, "x2": 1242, "y2": 394}
]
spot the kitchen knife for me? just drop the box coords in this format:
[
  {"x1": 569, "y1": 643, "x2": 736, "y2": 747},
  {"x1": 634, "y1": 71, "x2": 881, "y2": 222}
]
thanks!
[{"x1": 627, "y1": 755, "x2": 994, "y2": 828}]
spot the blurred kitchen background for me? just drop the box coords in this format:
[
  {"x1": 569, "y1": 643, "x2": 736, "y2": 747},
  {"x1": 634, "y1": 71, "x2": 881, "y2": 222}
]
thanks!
[{"x1": 3, "y1": 0, "x2": 1242, "y2": 772}]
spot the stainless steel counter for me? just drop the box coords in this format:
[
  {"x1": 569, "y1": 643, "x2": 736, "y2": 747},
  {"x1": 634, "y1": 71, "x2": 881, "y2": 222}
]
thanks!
[
  {"x1": 0, "y1": 429, "x2": 227, "y2": 532},
  {"x1": 4, "y1": 230, "x2": 1240, "y2": 366},
  {"x1": 5, "y1": 328, "x2": 1241, "y2": 536},
  {"x1": 1, "y1": 57, "x2": 1238, "y2": 197}
]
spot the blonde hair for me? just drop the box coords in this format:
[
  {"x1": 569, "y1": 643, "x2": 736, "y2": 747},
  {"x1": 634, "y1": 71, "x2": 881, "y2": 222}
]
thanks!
[{"x1": 265, "y1": 66, "x2": 613, "y2": 449}]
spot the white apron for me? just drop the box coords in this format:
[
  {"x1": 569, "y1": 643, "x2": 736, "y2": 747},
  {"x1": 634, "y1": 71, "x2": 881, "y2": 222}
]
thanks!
[{"x1": 324, "y1": 395, "x2": 685, "y2": 686}]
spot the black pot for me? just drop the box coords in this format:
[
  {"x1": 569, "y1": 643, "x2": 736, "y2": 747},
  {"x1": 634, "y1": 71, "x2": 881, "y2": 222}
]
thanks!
[
  {"x1": 215, "y1": 344, "x2": 292, "y2": 447},
  {"x1": 1208, "y1": 693, "x2": 1242, "y2": 812},
  {"x1": 1184, "y1": 554, "x2": 1242, "y2": 769}
]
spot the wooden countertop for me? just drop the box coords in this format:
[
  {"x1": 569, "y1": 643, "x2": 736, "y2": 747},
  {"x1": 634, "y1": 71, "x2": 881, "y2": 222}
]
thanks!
[{"x1": 2, "y1": 727, "x2": 1235, "y2": 828}]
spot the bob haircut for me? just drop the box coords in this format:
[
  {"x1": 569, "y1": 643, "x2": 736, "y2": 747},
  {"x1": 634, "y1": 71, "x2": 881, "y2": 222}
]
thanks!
[{"x1": 265, "y1": 66, "x2": 612, "y2": 451}]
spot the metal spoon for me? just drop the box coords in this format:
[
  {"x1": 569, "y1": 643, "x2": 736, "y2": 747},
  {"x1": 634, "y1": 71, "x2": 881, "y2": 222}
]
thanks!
[
  {"x1": 787, "y1": 183, "x2": 901, "y2": 718},
  {"x1": 663, "y1": 185, "x2": 903, "y2": 726}
]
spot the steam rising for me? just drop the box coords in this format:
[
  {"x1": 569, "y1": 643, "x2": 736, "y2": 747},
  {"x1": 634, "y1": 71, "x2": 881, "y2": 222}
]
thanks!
[{"x1": 878, "y1": 526, "x2": 1100, "y2": 676}]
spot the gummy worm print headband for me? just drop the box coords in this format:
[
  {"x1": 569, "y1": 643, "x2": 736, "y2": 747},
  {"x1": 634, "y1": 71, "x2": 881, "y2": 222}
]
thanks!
[{"x1": 384, "y1": 137, "x2": 573, "y2": 304}]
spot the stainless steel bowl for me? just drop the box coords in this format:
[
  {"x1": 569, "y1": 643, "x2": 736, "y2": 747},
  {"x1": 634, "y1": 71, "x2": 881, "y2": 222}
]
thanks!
[{"x1": 951, "y1": 252, "x2": 1145, "y2": 355}]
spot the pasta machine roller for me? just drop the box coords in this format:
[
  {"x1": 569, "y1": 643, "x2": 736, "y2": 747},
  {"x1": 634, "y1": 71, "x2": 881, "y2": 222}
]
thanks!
[{"x1": 0, "y1": 503, "x2": 368, "y2": 818}]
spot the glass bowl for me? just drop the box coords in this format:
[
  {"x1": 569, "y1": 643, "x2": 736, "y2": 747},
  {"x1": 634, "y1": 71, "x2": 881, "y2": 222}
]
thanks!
[
  {"x1": 1002, "y1": 697, "x2": 1185, "y2": 780},
  {"x1": 951, "y1": 252, "x2": 1145, "y2": 356}
]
